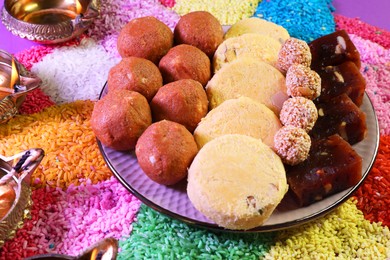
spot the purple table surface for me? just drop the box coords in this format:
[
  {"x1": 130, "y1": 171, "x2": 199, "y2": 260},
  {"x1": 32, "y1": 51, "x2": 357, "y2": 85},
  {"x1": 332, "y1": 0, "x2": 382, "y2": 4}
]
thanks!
[{"x1": 0, "y1": 1, "x2": 389, "y2": 55}]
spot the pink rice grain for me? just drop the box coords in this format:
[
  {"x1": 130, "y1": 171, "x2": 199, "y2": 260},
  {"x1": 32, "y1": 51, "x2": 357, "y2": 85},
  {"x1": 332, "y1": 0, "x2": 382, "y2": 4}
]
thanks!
[
  {"x1": 349, "y1": 34, "x2": 390, "y2": 66},
  {"x1": 159, "y1": 0, "x2": 176, "y2": 8},
  {"x1": 14, "y1": 46, "x2": 55, "y2": 71},
  {"x1": 87, "y1": 0, "x2": 180, "y2": 54},
  {"x1": 350, "y1": 33, "x2": 390, "y2": 135},
  {"x1": 361, "y1": 63, "x2": 390, "y2": 135},
  {"x1": 0, "y1": 177, "x2": 141, "y2": 259},
  {"x1": 335, "y1": 14, "x2": 390, "y2": 49}
]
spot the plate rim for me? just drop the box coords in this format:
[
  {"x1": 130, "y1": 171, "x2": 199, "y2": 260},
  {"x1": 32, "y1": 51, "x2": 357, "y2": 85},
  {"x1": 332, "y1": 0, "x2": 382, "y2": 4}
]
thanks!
[{"x1": 97, "y1": 84, "x2": 380, "y2": 233}]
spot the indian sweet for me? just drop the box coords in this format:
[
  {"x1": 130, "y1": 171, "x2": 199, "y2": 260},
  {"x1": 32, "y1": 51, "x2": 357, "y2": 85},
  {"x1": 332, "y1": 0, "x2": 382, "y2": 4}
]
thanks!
[
  {"x1": 277, "y1": 37, "x2": 312, "y2": 74},
  {"x1": 107, "y1": 57, "x2": 163, "y2": 102},
  {"x1": 158, "y1": 44, "x2": 211, "y2": 86},
  {"x1": 187, "y1": 134, "x2": 288, "y2": 230},
  {"x1": 309, "y1": 30, "x2": 361, "y2": 70},
  {"x1": 150, "y1": 79, "x2": 208, "y2": 133},
  {"x1": 194, "y1": 97, "x2": 282, "y2": 149},
  {"x1": 224, "y1": 17, "x2": 290, "y2": 44},
  {"x1": 117, "y1": 16, "x2": 173, "y2": 64},
  {"x1": 314, "y1": 61, "x2": 366, "y2": 107},
  {"x1": 273, "y1": 125, "x2": 311, "y2": 165},
  {"x1": 174, "y1": 11, "x2": 224, "y2": 58},
  {"x1": 206, "y1": 57, "x2": 288, "y2": 114},
  {"x1": 280, "y1": 97, "x2": 318, "y2": 132},
  {"x1": 285, "y1": 64, "x2": 321, "y2": 100},
  {"x1": 91, "y1": 89, "x2": 152, "y2": 151},
  {"x1": 286, "y1": 134, "x2": 362, "y2": 206},
  {"x1": 310, "y1": 94, "x2": 367, "y2": 145},
  {"x1": 135, "y1": 120, "x2": 198, "y2": 185},
  {"x1": 213, "y1": 33, "x2": 282, "y2": 73}
]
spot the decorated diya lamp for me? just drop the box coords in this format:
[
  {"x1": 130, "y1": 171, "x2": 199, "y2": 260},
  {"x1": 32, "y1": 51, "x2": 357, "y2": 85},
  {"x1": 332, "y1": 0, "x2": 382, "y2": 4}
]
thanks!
[
  {"x1": 0, "y1": 148, "x2": 45, "y2": 246},
  {"x1": 0, "y1": 49, "x2": 42, "y2": 124},
  {"x1": 1, "y1": 0, "x2": 100, "y2": 44}
]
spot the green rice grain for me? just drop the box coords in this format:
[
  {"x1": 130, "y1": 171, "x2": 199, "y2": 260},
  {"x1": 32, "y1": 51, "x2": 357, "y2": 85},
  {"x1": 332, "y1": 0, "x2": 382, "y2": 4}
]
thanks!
[{"x1": 118, "y1": 204, "x2": 276, "y2": 259}]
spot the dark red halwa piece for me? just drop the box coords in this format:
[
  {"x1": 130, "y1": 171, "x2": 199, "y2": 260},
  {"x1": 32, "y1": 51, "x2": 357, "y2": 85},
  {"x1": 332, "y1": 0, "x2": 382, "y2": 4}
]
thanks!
[
  {"x1": 315, "y1": 61, "x2": 366, "y2": 107},
  {"x1": 310, "y1": 94, "x2": 367, "y2": 145},
  {"x1": 309, "y1": 30, "x2": 361, "y2": 70},
  {"x1": 286, "y1": 134, "x2": 362, "y2": 207}
]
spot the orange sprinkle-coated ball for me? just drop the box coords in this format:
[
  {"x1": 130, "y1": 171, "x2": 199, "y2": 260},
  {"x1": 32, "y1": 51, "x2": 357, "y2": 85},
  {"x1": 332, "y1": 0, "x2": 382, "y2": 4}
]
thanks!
[
  {"x1": 274, "y1": 125, "x2": 311, "y2": 165},
  {"x1": 280, "y1": 97, "x2": 318, "y2": 132},
  {"x1": 286, "y1": 64, "x2": 321, "y2": 99},
  {"x1": 277, "y1": 38, "x2": 312, "y2": 74}
]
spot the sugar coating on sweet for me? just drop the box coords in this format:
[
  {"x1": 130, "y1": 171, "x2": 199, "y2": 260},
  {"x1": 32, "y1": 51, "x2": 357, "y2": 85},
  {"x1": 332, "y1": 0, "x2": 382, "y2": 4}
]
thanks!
[
  {"x1": 277, "y1": 38, "x2": 312, "y2": 74},
  {"x1": 280, "y1": 97, "x2": 318, "y2": 132},
  {"x1": 274, "y1": 125, "x2": 311, "y2": 165},
  {"x1": 285, "y1": 64, "x2": 321, "y2": 99}
]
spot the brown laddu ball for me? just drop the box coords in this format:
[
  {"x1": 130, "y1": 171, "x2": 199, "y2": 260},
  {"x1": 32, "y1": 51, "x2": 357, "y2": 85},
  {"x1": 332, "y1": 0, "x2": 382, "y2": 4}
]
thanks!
[
  {"x1": 135, "y1": 120, "x2": 198, "y2": 185},
  {"x1": 174, "y1": 11, "x2": 224, "y2": 58},
  {"x1": 150, "y1": 79, "x2": 208, "y2": 132},
  {"x1": 159, "y1": 44, "x2": 211, "y2": 86},
  {"x1": 117, "y1": 16, "x2": 173, "y2": 64},
  {"x1": 91, "y1": 90, "x2": 152, "y2": 151},
  {"x1": 107, "y1": 57, "x2": 163, "y2": 102}
]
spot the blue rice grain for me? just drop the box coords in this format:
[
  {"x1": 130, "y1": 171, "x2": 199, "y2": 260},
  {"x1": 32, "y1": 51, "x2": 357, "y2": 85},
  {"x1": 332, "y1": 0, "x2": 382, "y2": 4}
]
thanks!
[{"x1": 253, "y1": 0, "x2": 336, "y2": 42}]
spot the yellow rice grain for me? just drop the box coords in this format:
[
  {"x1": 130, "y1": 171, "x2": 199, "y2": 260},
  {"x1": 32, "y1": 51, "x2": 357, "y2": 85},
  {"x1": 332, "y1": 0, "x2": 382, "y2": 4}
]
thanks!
[
  {"x1": 172, "y1": 0, "x2": 260, "y2": 25},
  {"x1": 264, "y1": 199, "x2": 390, "y2": 259},
  {"x1": 0, "y1": 100, "x2": 112, "y2": 189}
]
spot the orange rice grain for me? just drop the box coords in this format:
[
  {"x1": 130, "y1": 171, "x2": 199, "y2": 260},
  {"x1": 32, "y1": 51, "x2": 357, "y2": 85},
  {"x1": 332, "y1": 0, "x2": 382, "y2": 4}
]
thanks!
[{"x1": 0, "y1": 100, "x2": 113, "y2": 189}]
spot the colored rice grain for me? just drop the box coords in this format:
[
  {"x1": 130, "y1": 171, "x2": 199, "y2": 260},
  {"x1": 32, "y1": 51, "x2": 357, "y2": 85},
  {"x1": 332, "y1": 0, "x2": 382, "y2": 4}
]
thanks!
[
  {"x1": 254, "y1": 0, "x2": 335, "y2": 42},
  {"x1": 0, "y1": 100, "x2": 112, "y2": 189},
  {"x1": 349, "y1": 34, "x2": 390, "y2": 66},
  {"x1": 0, "y1": 185, "x2": 58, "y2": 259},
  {"x1": 160, "y1": 0, "x2": 175, "y2": 8},
  {"x1": 354, "y1": 135, "x2": 390, "y2": 226},
  {"x1": 0, "y1": 177, "x2": 141, "y2": 259},
  {"x1": 335, "y1": 14, "x2": 390, "y2": 49},
  {"x1": 19, "y1": 88, "x2": 55, "y2": 115},
  {"x1": 173, "y1": 0, "x2": 260, "y2": 25},
  {"x1": 349, "y1": 33, "x2": 390, "y2": 134},
  {"x1": 31, "y1": 38, "x2": 119, "y2": 104},
  {"x1": 264, "y1": 200, "x2": 390, "y2": 259},
  {"x1": 13, "y1": 36, "x2": 85, "y2": 71},
  {"x1": 14, "y1": 45, "x2": 54, "y2": 71},
  {"x1": 87, "y1": 0, "x2": 180, "y2": 56},
  {"x1": 361, "y1": 63, "x2": 390, "y2": 134},
  {"x1": 119, "y1": 204, "x2": 275, "y2": 259}
]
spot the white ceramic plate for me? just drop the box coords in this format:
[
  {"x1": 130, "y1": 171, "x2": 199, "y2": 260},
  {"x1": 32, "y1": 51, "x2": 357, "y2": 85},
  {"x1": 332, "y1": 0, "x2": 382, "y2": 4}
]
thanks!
[{"x1": 97, "y1": 85, "x2": 379, "y2": 232}]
